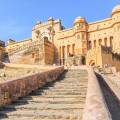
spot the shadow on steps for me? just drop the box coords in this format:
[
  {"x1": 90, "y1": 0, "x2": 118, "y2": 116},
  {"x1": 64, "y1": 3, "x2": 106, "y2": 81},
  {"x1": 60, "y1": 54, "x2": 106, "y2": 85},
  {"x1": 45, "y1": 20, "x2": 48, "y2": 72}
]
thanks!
[{"x1": 0, "y1": 70, "x2": 68, "y2": 119}]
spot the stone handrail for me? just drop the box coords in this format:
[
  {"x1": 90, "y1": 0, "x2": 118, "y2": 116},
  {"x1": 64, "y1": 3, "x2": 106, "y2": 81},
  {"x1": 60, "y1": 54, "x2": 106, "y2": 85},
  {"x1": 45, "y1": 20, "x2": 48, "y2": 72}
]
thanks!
[
  {"x1": 82, "y1": 67, "x2": 112, "y2": 120},
  {"x1": 0, "y1": 66, "x2": 64, "y2": 107}
]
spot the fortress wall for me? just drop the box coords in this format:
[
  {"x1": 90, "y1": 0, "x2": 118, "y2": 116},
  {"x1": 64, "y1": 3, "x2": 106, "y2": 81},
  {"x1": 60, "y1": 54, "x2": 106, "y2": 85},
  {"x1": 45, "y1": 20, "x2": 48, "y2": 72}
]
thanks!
[
  {"x1": 87, "y1": 46, "x2": 120, "y2": 71},
  {"x1": 101, "y1": 47, "x2": 120, "y2": 71},
  {"x1": 86, "y1": 47, "x2": 103, "y2": 67},
  {"x1": 44, "y1": 40, "x2": 55, "y2": 65},
  {"x1": 0, "y1": 66, "x2": 64, "y2": 107},
  {"x1": 101, "y1": 48, "x2": 113, "y2": 67},
  {"x1": 7, "y1": 39, "x2": 55, "y2": 65}
]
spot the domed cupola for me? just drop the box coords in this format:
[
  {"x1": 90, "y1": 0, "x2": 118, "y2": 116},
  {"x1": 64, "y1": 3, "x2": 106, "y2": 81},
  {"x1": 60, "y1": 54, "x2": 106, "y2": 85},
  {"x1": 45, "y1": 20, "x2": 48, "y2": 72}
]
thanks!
[
  {"x1": 74, "y1": 16, "x2": 86, "y2": 25},
  {"x1": 112, "y1": 5, "x2": 120, "y2": 16},
  {"x1": 48, "y1": 17, "x2": 54, "y2": 21}
]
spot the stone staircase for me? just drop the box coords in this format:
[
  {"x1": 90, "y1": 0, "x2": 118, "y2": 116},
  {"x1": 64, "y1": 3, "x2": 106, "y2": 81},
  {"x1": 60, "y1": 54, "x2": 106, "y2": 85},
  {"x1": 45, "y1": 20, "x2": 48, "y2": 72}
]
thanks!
[{"x1": 0, "y1": 70, "x2": 88, "y2": 120}]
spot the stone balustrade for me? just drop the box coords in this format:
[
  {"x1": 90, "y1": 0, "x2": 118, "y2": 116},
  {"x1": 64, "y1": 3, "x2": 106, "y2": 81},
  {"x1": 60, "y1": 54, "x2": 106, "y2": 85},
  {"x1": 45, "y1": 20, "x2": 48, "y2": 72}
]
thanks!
[
  {"x1": 0, "y1": 66, "x2": 64, "y2": 107},
  {"x1": 82, "y1": 67, "x2": 112, "y2": 120}
]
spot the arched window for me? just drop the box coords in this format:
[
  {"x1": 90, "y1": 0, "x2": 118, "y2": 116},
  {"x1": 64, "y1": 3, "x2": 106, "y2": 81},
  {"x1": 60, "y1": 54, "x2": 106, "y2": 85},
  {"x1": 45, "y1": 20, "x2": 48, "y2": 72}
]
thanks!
[
  {"x1": 77, "y1": 35, "x2": 80, "y2": 39},
  {"x1": 44, "y1": 36, "x2": 48, "y2": 41},
  {"x1": 118, "y1": 25, "x2": 120, "y2": 31},
  {"x1": 62, "y1": 46, "x2": 65, "y2": 65},
  {"x1": 59, "y1": 47, "x2": 61, "y2": 59},
  {"x1": 32, "y1": 53, "x2": 35, "y2": 58},
  {"x1": 72, "y1": 44, "x2": 75, "y2": 55},
  {"x1": 98, "y1": 39, "x2": 102, "y2": 46},
  {"x1": 110, "y1": 37, "x2": 113, "y2": 48},
  {"x1": 97, "y1": 25, "x2": 100, "y2": 30},
  {"x1": 67, "y1": 45, "x2": 70, "y2": 56},
  {"x1": 82, "y1": 33, "x2": 85, "y2": 40},
  {"x1": 59, "y1": 47, "x2": 61, "y2": 65},
  {"x1": 94, "y1": 40, "x2": 96, "y2": 48},
  {"x1": 104, "y1": 38, "x2": 107, "y2": 47},
  {"x1": 88, "y1": 41, "x2": 92, "y2": 49}
]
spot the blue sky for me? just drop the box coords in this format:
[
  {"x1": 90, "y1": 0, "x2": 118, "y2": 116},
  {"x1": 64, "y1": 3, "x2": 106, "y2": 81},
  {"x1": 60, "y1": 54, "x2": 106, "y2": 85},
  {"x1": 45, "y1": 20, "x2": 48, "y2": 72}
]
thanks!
[{"x1": 0, "y1": 0, "x2": 119, "y2": 42}]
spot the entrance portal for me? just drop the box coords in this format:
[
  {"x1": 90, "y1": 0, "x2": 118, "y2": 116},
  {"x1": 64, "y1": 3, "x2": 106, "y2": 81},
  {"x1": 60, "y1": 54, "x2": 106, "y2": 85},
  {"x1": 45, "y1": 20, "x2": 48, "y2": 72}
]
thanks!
[{"x1": 89, "y1": 60, "x2": 95, "y2": 66}]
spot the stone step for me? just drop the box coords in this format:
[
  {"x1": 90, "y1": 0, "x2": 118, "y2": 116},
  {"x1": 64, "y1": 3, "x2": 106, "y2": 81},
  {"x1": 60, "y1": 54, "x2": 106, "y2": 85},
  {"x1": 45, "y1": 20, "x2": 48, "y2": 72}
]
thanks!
[
  {"x1": 27, "y1": 94, "x2": 86, "y2": 99},
  {"x1": 18, "y1": 96, "x2": 85, "y2": 102},
  {"x1": 53, "y1": 83, "x2": 88, "y2": 86},
  {"x1": 64, "y1": 75, "x2": 88, "y2": 78},
  {"x1": 15, "y1": 98, "x2": 85, "y2": 104},
  {"x1": 0, "y1": 70, "x2": 88, "y2": 120},
  {"x1": 40, "y1": 88, "x2": 87, "y2": 91},
  {"x1": 3, "y1": 103, "x2": 84, "y2": 110},
  {"x1": 0, "y1": 109, "x2": 83, "y2": 117},
  {"x1": 31, "y1": 91, "x2": 86, "y2": 96},
  {"x1": 63, "y1": 77, "x2": 87, "y2": 79},
  {"x1": 1, "y1": 113, "x2": 82, "y2": 120},
  {"x1": 1, "y1": 117, "x2": 77, "y2": 120},
  {"x1": 45, "y1": 86, "x2": 87, "y2": 90},
  {"x1": 36, "y1": 89, "x2": 87, "y2": 93}
]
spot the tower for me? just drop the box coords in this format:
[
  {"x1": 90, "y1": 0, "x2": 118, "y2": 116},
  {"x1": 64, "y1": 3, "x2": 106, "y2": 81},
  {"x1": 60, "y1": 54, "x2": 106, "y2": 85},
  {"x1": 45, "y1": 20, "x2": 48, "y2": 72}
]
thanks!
[
  {"x1": 74, "y1": 16, "x2": 88, "y2": 55},
  {"x1": 111, "y1": 5, "x2": 120, "y2": 53}
]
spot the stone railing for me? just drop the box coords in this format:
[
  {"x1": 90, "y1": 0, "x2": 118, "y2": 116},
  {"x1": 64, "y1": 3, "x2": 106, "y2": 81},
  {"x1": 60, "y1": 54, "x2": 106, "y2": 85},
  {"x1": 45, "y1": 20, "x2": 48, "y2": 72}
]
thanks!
[
  {"x1": 82, "y1": 67, "x2": 112, "y2": 120},
  {"x1": 0, "y1": 66, "x2": 64, "y2": 107}
]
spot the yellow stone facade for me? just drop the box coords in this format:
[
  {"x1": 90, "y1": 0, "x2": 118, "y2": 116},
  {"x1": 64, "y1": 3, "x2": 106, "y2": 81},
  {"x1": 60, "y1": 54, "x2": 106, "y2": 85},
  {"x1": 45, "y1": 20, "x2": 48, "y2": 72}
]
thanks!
[{"x1": 5, "y1": 5, "x2": 120, "y2": 66}]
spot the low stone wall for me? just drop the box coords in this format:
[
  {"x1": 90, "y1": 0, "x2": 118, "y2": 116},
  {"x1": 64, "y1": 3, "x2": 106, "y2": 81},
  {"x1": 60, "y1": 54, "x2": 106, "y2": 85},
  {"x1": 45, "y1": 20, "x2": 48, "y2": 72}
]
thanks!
[
  {"x1": 83, "y1": 67, "x2": 112, "y2": 120},
  {"x1": 101, "y1": 74, "x2": 120, "y2": 101},
  {"x1": 4, "y1": 63, "x2": 58, "y2": 70},
  {"x1": 0, "y1": 66, "x2": 64, "y2": 107}
]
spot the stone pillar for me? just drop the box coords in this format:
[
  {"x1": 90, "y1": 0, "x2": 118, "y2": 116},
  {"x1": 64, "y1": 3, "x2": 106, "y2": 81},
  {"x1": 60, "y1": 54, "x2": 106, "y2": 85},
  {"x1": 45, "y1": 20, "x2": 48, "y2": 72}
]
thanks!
[
  {"x1": 70, "y1": 44, "x2": 72, "y2": 55},
  {"x1": 64, "y1": 46, "x2": 68, "y2": 65},
  {"x1": 61, "y1": 46, "x2": 65, "y2": 65},
  {"x1": 61, "y1": 46, "x2": 63, "y2": 65},
  {"x1": 92, "y1": 41, "x2": 94, "y2": 49},
  {"x1": 65, "y1": 46, "x2": 67, "y2": 59},
  {"x1": 60, "y1": 46, "x2": 62, "y2": 65}
]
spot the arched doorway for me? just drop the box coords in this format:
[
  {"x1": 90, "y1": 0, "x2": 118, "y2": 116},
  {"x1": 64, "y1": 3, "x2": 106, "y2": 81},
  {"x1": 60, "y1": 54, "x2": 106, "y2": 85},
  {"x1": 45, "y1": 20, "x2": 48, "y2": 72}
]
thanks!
[
  {"x1": 81, "y1": 56, "x2": 86, "y2": 65},
  {"x1": 89, "y1": 60, "x2": 95, "y2": 66},
  {"x1": 43, "y1": 36, "x2": 49, "y2": 41}
]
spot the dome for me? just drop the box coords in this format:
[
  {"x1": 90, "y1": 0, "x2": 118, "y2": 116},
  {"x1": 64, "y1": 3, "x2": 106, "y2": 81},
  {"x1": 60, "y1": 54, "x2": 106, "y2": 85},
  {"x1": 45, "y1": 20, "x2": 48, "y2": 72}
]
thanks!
[
  {"x1": 36, "y1": 21, "x2": 41, "y2": 25},
  {"x1": 112, "y1": 5, "x2": 120, "y2": 15},
  {"x1": 74, "y1": 16, "x2": 86, "y2": 25},
  {"x1": 48, "y1": 17, "x2": 54, "y2": 21}
]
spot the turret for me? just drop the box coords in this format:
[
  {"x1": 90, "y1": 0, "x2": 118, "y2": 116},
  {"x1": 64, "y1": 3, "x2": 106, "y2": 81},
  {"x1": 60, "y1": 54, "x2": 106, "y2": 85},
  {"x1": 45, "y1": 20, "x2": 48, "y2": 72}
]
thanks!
[
  {"x1": 74, "y1": 16, "x2": 88, "y2": 55},
  {"x1": 74, "y1": 16, "x2": 87, "y2": 30}
]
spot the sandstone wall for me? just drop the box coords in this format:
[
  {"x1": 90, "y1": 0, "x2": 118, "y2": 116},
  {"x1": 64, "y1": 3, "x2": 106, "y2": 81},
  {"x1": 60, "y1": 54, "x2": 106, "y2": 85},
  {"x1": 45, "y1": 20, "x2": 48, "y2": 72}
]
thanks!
[
  {"x1": 7, "y1": 39, "x2": 55, "y2": 65},
  {"x1": 101, "y1": 47, "x2": 120, "y2": 71},
  {"x1": 87, "y1": 46, "x2": 120, "y2": 71},
  {"x1": 86, "y1": 47, "x2": 102, "y2": 67},
  {"x1": 0, "y1": 66, "x2": 64, "y2": 107}
]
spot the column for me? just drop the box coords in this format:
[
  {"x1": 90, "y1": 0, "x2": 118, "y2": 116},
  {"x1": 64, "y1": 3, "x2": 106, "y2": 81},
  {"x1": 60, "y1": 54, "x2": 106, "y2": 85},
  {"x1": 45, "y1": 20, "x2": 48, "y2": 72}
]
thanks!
[{"x1": 59, "y1": 46, "x2": 61, "y2": 65}]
